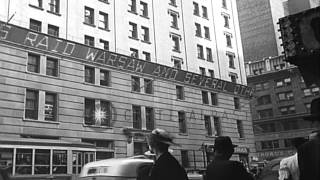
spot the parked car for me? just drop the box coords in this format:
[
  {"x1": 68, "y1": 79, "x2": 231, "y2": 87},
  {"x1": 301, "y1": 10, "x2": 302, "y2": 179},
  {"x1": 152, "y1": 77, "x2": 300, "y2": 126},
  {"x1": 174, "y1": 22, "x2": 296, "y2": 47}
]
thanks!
[{"x1": 257, "y1": 157, "x2": 285, "y2": 180}]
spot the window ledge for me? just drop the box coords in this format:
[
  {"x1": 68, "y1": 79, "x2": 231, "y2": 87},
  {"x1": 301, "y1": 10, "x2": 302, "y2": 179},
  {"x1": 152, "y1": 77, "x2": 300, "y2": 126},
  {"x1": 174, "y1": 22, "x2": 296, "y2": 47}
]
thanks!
[
  {"x1": 198, "y1": 57, "x2": 205, "y2": 60},
  {"x1": 170, "y1": 26, "x2": 179, "y2": 30},
  {"x1": 172, "y1": 49, "x2": 181, "y2": 53},
  {"x1": 83, "y1": 22, "x2": 96, "y2": 27},
  {"x1": 23, "y1": 119, "x2": 60, "y2": 124},
  {"x1": 98, "y1": 27, "x2": 111, "y2": 32},
  {"x1": 29, "y1": 4, "x2": 44, "y2": 11},
  {"x1": 179, "y1": 133, "x2": 188, "y2": 136},
  {"x1": 169, "y1": 3, "x2": 178, "y2": 7},
  {"x1": 229, "y1": 66, "x2": 236, "y2": 69},
  {"x1": 141, "y1": 40, "x2": 151, "y2": 44},
  {"x1": 98, "y1": 0, "x2": 110, "y2": 4},
  {"x1": 47, "y1": 10, "x2": 61, "y2": 16},
  {"x1": 128, "y1": 10, "x2": 138, "y2": 15},
  {"x1": 83, "y1": 124, "x2": 113, "y2": 129},
  {"x1": 176, "y1": 98, "x2": 185, "y2": 101},
  {"x1": 140, "y1": 15, "x2": 150, "y2": 19},
  {"x1": 129, "y1": 36, "x2": 139, "y2": 41},
  {"x1": 204, "y1": 37, "x2": 211, "y2": 41}
]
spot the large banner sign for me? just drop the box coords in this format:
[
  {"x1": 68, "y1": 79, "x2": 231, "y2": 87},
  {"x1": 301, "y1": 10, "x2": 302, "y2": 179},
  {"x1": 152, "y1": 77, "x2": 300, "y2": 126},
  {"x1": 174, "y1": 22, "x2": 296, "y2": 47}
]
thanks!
[{"x1": 0, "y1": 21, "x2": 253, "y2": 97}]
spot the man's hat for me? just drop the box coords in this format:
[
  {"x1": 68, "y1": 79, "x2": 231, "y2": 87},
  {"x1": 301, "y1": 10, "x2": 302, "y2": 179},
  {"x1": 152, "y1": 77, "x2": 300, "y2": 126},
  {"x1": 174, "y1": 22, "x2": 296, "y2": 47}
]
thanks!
[
  {"x1": 213, "y1": 136, "x2": 238, "y2": 150},
  {"x1": 149, "y1": 128, "x2": 179, "y2": 146},
  {"x1": 304, "y1": 97, "x2": 320, "y2": 121}
]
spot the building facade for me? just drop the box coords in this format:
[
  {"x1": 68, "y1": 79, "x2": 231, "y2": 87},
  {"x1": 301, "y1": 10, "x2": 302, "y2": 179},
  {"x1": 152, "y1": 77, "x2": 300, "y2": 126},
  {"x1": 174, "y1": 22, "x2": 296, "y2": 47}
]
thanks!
[
  {"x1": 0, "y1": 18, "x2": 254, "y2": 179},
  {"x1": 246, "y1": 56, "x2": 319, "y2": 160},
  {"x1": 0, "y1": 0, "x2": 246, "y2": 85}
]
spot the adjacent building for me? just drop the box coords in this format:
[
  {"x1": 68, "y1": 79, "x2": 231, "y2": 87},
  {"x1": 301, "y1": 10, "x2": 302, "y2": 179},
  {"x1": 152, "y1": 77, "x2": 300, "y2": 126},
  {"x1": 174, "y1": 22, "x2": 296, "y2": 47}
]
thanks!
[
  {"x1": 246, "y1": 56, "x2": 319, "y2": 160},
  {"x1": 0, "y1": 0, "x2": 254, "y2": 179}
]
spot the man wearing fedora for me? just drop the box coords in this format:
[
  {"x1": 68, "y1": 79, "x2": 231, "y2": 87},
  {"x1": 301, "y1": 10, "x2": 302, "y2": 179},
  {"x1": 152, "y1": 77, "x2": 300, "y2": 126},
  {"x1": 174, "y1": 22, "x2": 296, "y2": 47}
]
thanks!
[
  {"x1": 298, "y1": 97, "x2": 320, "y2": 180},
  {"x1": 204, "y1": 136, "x2": 254, "y2": 180},
  {"x1": 147, "y1": 128, "x2": 188, "y2": 180}
]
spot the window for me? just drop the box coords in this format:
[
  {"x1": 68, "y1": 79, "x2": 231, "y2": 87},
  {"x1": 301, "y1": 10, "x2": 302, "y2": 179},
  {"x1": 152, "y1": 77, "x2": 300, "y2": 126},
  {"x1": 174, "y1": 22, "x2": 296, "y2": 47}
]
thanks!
[
  {"x1": 84, "y1": 99, "x2": 111, "y2": 126},
  {"x1": 143, "y1": 51, "x2": 151, "y2": 61},
  {"x1": 181, "y1": 150, "x2": 189, "y2": 168},
  {"x1": 204, "y1": 26, "x2": 210, "y2": 39},
  {"x1": 48, "y1": 24, "x2": 59, "y2": 37},
  {"x1": 170, "y1": 12, "x2": 179, "y2": 28},
  {"x1": 195, "y1": 23, "x2": 201, "y2": 37},
  {"x1": 276, "y1": 80, "x2": 284, "y2": 87},
  {"x1": 178, "y1": 111, "x2": 187, "y2": 133},
  {"x1": 84, "y1": 98, "x2": 95, "y2": 125},
  {"x1": 132, "y1": 76, "x2": 140, "y2": 92},
  {"x1": 173, "y1": 58, "x2": 182, "y2": 69},
  {"x1": 144, "y1": 79, "x2": 153, "y2": 94},
  {"x1": 16, "y1": 149, "x2": 33, "y2": 175},
  {"x1": 130, "y1": 48, "x2": 139, "y2": 58},
  {"x1": 227, "y1": 53, "x2": 235, "y2": 68},
  {"x1": 261, "y1": 140, "x2": 279, "y2": 150},
  {"x1": 312, "y1": 87, "x2": 320, "y2": 95},
  {"x1": 84, "y1": 7, "x2": 94, "y2": 25},
  {"x1": 129, "y1": 22, "x2": 138, "y2": 39},
  {"x1": 230, "y1": 73, "x2": 237, "y2": 83},
  {"x1": 27, "y1": 53, "x2": 40, "y2": 73},
  {"x1": 208, "y1": 70, "x2": 215, "y2": 78},
  {"x1": 129, "y1": 0, "x2": 137, "y2": 13},
  {"x1": 257, "y1": 109, "x2": 273, "y2": 119},
  {"x1": 276, "y1": 78, "x2": 291, "y2": 87},
  {"x1": 170, "y1": 0, "x2": 176, "y2": 6},
  {"x1": 255, "y1": 123, "x2": 276, "y2": 133},
  {"x1": 100, "y1": 39, "x2": 109, "y2": 50},
  {"x1": 141, "y1": 26, "x2": 150, "y2": 42},
  {"x1": 204, "y1": 115, "x2": 212, "y2": 136},
  {"x1": 46, "y1": 57, "x2": 58, "y2": 77},
  {"x1": 222, "y1": 0, "x2": 227, "y2": 8},
  {"x1": 193, "y1": 2, "x2": 199, "y2": 15},
  {"x1": 279, "y1": 106, "x2": 296, "y2": 115},
  {"x1": 81, "y1": 139, "x2": 114, "y2": 160},
  {"x1": 145, "y1": 107, "x2": 154, "y2": 130},
  {"x1": 211, "y1": 92, "x2": 218, "y2": 105},
  {"x1": 140, "y1": 1, "x2": 148, "y2": 17},
  {"x1": 234, "y1": 97, "x2": 240, "y2": 110},
  {"x1": 176, "y1": 85, "x2": 184, "y2": 100},
  {"x1": 206, "y1": 48, "x2": 213, "y2": 62},
  {"x1": 281, "y1": 119, "x2": 299, "y2": 131},
  {"x1": 99, "y1": 12, "x2": 109, "y2": 30},
  {"x1": 197, "y1": 44, "x2": 204, "y2": 59},
  {"x1": 257, "y1": 95, "x2": 271, "y2": 105},
  {"x1": 202, "y1": 91, "x2": 209, "y2": 104},
  {"x1": 226, "y1": 34, "x2": 232, "y2": 47},
  {"x1": 52, "y1": 150, "x2": 67, "y2": 174},
  {"x1": 277, "y1": 91, "x2": 294, "y2": 101},
  {"x1": 45, "y1": 93, "x2": 56, "y2": 121},
  {"x1": 255, "y1": 82, "x2": 270, "y2": 91},
  {"x1": 284, "y1": 78, "x2": 291, "y2": 85},
  {"x1": 30, "y1": 19, "x2": 41, "y2": 32},
  {"x1": 199, "y1": 67, "x2": 206, "y2": 76},
  {"x1": 202, "y1": 6, "x2": 208, "y2": 18},
  {"x1": 30, "y1": 0, "x2": 43, "y2": 8},
  {"x1": 213, "y1": 116, "x2": 221, "y2": 136},
  {"x1": 85, "y1": 35, "x2": 95, "y2": 46},
  {"x1": 305, "y1": 103, "x2": 311, "y2": 112},
  {"x1": 223, "y1": 15, "x2": 229, "y2": 28},
  {"x1": 134, "y1": 142, "x2": 148, "y2": 155},
  {"x1": 100, "y1": 69, "x2": 110, "y2": 86},
  {"x1": 25, "y1": 90, "x2": 39, "y2": 120},
  {"x1": 172, "y1": 35, "x2": 180, "y2": 52},
  {"x1": 237, "y1": 120, "x2": 244, "y2": 138},
  {"x1": 85, "y1": 66, "x2": 95, "y2": 84},
  {"x1": 49, "y1": 0, "x2": 60, "y2": 13},
  {"x1": 132, "y1": 105, "x2": 142, "y2": 129}
]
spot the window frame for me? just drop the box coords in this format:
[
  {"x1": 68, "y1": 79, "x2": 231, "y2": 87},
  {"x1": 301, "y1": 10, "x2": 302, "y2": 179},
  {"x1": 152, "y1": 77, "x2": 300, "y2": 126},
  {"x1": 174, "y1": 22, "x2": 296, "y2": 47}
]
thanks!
[
  {"x1": 84, "y1": 66, "x2": 95, "y2": 84},
  {"x1": 84, "y1": 6, "x2": 94, "y2": 25},
  {"x1": 178, "y1": 111, "x2": 187, "y2": 133},
  {"x1": 176, "y1": 85, "x2": 184, "y2": 100},
  {"x1": 46, "y1": 57, "x2": 58, "y2": 77}
]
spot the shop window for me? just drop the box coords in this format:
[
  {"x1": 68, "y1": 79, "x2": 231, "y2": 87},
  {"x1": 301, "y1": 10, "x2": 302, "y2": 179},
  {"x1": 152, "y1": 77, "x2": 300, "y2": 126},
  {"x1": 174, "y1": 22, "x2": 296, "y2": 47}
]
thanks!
[
  {"x1": 15, "y1": 149, "x2": 33, "y2": 175},
  {"x1": 0, "y1": 148, "x2": 13, "y2": 175},
  {"x1": 52, "y1": 150, "x2": 67, "y2": 174},
  {"x1": 34, "y1": 149, "x2": 50, "y2": 174}
]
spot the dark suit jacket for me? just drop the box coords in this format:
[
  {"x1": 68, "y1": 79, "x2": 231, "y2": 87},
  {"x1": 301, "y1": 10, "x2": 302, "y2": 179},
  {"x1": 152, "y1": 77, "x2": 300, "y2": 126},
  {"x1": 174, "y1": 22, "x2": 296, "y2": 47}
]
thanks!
[
  {"x1": 205, "y1": 158, "x2": 253, "y2": 180},
  {"x1": 298, "y1": 135, "x2": 320, "y2": 180},
  {"x1": 149, "y1": 152, "x2": 189, "y2": 180}
]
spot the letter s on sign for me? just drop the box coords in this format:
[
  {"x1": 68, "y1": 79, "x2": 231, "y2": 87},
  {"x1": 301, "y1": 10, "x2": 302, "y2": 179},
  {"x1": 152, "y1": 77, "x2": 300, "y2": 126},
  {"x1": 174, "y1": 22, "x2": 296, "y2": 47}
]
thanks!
[{"x1": 0, "y1": 24, "x2": 12, "y2": 40}]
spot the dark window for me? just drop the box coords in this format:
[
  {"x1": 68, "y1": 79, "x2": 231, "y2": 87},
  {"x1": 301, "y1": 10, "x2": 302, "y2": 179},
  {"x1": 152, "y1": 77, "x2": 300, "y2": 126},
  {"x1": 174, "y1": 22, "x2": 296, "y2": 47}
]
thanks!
[
  {"x1": 228, "y1": 54, "x2": 235, "y2": 68},
  {"x1": 129, "y1": 0, "x2": 137, "y2": 13},
  {"x1": 279, "y1": 106, "x2": 296, "y2": 115},
  {"x1": 48, "y1": 24, "x2": 59, "y2": 37},
  {"x1": 130, "y1": 48, "x2": 139, "y2": 58},
  {"x1": 132, "y1": 76, "x2": 140, "y2": 92},
  {"x1": 15, "y1": 149, "x2": 32, "y2": 175},
  {"x1": 204, "y1": 26, "x2": 210, "y2": 39},
  {"x1": 45, "y1": 92, "x2": 56, "y2": 121},
  {"x1": 30, "y1": 19, "x2": 41, "y2": 32},
  {"x1": 193, "y1": 2, "x2": 199, "y2": 15},
  {"x1": 25, "y1": 90, "x2": 38, "y2": 120},
  {"x1": 84, "y1": 99, "x2": 95, "y2": 125},
  {"x1": 206, "y1": 48, "x2": 213, "y2": 62},
  {"x1": 34, "y1": 149, "x2": 50, "y2": 174},
  {"x1": 170, "y1": 12, "x2": 178, "y2": 28},
  {"x1": 140, "y1": 1, "x2": 148, "y2": 17},
  {"x1": 222, "y1": 0, "x2": 227, "y2": 8},
  {"x1": 176, "y1": 85, "x2": 184, "y2": 100},
  {"x1": 257, "y1": 109, "x2": 274, "y2": 119},
  {"x1": 213, "y1": 116, "x2": 221, "y2": 136},
  {"x1": 226, "y1": 34, "x2": 232, "y2": 47},
  {"x1": 100, "y1": 100, "x2": 111, "y2": 126},
  {"x1": 202, "y1": 91, "x2": 209, "y2": 104},
  {"x1": 257, "y1": 95, "x2": 271, "y2": 105},
  {"x1": 223, "y1": 15, "x2": 229, "y2": 28},
  {"x1": 234, "y1": 97, "x2": 240, "y2": 110},
  {"x1": 204, "y1": 115, "x2": 212, "y2": 136},
  {"x1": 172, "y1": 35, "x2": 180, "y2": 51},
  {"x1": 211, "y1": 93, "x2": 218, "y2": 105},
  {"x1": 28, "y1": 53, "x2": 40, "y2": 73},
  {"x1": 237, "y1": 120, "x2": 244, "y2": 138},
  {"x1": 100, "y1": 39, "x2": 109, "y2": 50},
  {"x1": 49, "y1": 0, "x2": 60, "y2": 13},
  {"x1": 132, "y1": 105, "x2": 142, "y2": 129},
  {"x1": 199, "y1": 67, "x2": 206, "y2": 76},
  {"x1": 144, "y1": 79, "x2": 153, "y2": 94},
  {"x1": 85, "y1": 66, "x2": 95, "y2": 84},
  {"x1": 173, "y1": 59, "x2": 182, "y2": 69},
  {"x1": 53, "y1": 150, "x2": 67, "y2": 174},
  {"x1": 178, "y1": 111, "x2": 187, "y2": 133},
  {"x1": 202, "y1": 6, "x2": 208, "y2": 18},
  {"x1": 134, "y1": 142, "x2": 148, "y2": 156},
  {"x1": 46, "y1": 57, "x2": 58, "y2": 76},
  {"x1": 181, "y1": 150, "x2": 189, "y2": 168},
  {"x1": 85, "y1": 35, "x2": 95, "y2": 46},
  {"x1": 195, "y1": 23, "x2": 201, "y2": 37},
  {"x1": 230, "y1": 74, "x2": 237, "y2": 83},
  {"x1": 197, "y1": 44, "x2": 204, "y2": 59},
  {"x1": 141, "y1": 26, "x2": 150, "y2": 42},
  {"x1": 169, "y1": 0, "x2": 176, "y2": 6},
  {"x1": 99, "y1": 12, "x2": 108, "y2": 30},
  {"x1": 146, "y1": 107, "x2": 154, "y2": 130},
  {"x1": 100, "y1": 69, "x2": 110, "y2": 86},
  {"x1": 277, "y1": 91, "x2": 294, "y2": 101},
  {"x1": 282, "y1": 119, "x2": 299, "y2": 130},
  {"x1": 142, "y1": 51, "x2": 151, "y2": 61},
  {"x1": 84, "y1": 6, "x2": 94, "y2": 25},
  {"x1": 208, "y1": 70, "x2": 215, "y2": 78}
]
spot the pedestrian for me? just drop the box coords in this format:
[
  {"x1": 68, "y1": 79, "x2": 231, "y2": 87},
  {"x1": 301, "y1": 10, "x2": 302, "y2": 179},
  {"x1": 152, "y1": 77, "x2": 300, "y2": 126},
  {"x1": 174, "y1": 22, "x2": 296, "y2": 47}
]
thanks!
[
  {"x1": 297, "y1": 97, "x2": 320, "y2": 180},
  {"x1": 146, "y1": 128, "x2": 188, "y2": 180},
  {"x1": 278, "y1": 137, "x2": 307, "y2": 180},
  {"x1": 204, "y1": 136, "x2": 254, "y2": 180}
]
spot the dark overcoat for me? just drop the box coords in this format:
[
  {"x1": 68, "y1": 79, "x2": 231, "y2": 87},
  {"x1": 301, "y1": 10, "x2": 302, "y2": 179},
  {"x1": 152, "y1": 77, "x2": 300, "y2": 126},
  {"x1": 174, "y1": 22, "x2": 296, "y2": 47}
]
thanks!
[{"x1": 149, "y1": 152, "x2": 188, "y2": 180}]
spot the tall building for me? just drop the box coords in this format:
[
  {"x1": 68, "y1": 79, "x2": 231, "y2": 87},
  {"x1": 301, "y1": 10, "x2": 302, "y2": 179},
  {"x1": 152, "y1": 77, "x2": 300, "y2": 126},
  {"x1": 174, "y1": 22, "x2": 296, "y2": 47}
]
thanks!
[
  {"x1": 246, "y1": 56, "x2": 319, "y2": 160},
  {"x1": 0, "y1": 0, "x2": 246, "y2": 84},
  {"x1": 0, "y1": 0, "x2": 254, "y2": 179}
]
